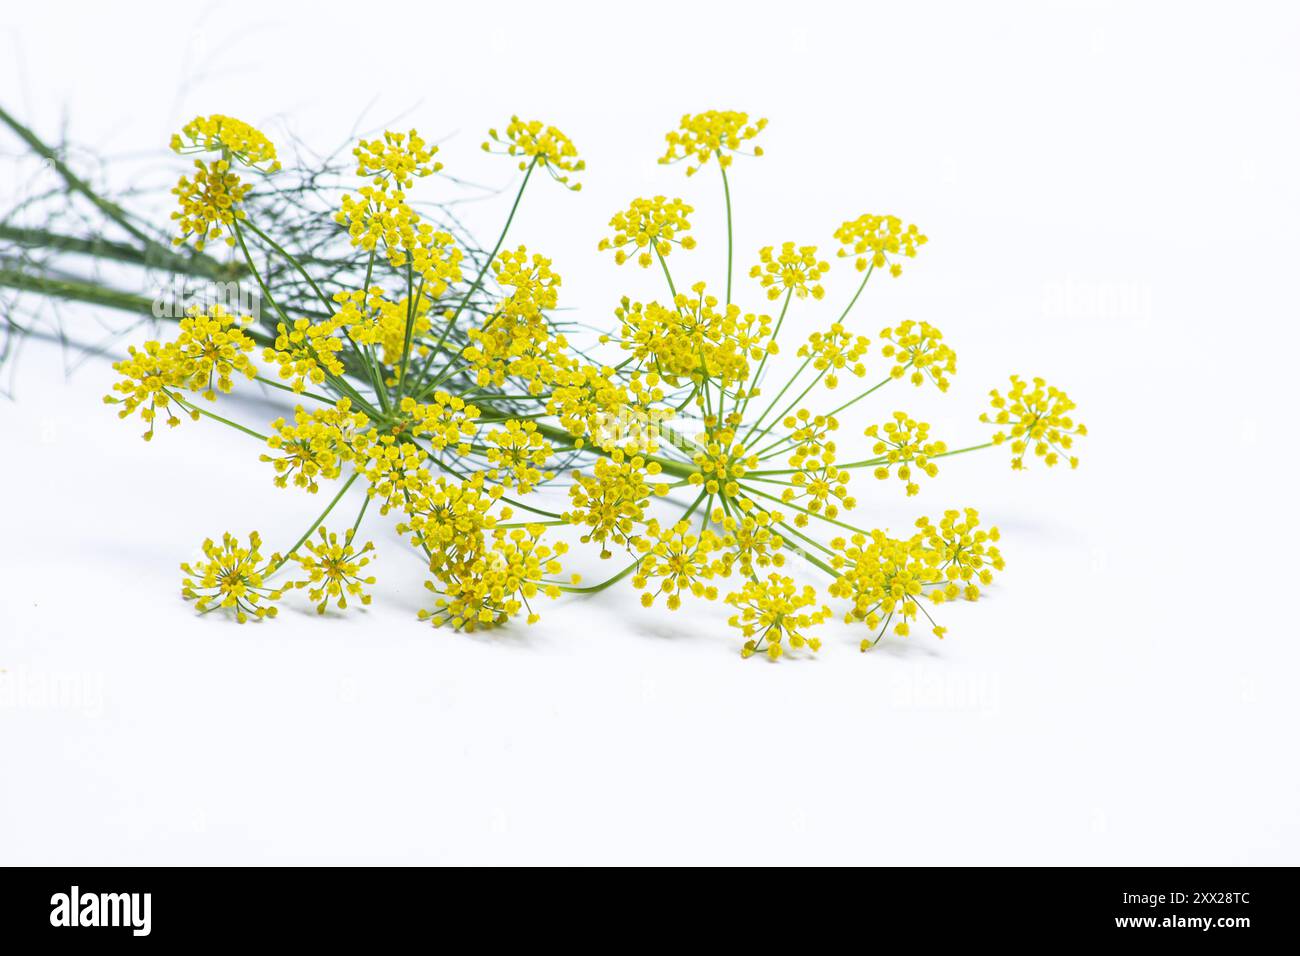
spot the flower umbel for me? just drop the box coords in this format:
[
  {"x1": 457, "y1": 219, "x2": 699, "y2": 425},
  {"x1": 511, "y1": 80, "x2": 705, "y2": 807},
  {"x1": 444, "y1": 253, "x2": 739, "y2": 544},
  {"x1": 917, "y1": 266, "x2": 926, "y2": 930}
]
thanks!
[
  {"x1": 599, "y1": 196, "x2": 697, "y2": 267},
  {"x1": 282, "y1": 528, "x2": 377, "y2": 614},
  {"x1": 727, "y1": 573, "x2": 830, "y2": 660},
  {"x1": 180, "y1": 532, "x2": 280, "y2": 623},
  {"x1": 659, "y1": 111, "x2": 768, "y2": 176},
  {"x1": 750, "y1": 243, "x2": 829, "y2": 300},
  {"x1": 484, "y1": 117, "x2": 584, "y2": 189},
  {"x1": 981, "y1": 375, "x2": 1086, "y2": 469},
  {"x1": 833, "y1": 214, "x2": 927, "y2": 277}
]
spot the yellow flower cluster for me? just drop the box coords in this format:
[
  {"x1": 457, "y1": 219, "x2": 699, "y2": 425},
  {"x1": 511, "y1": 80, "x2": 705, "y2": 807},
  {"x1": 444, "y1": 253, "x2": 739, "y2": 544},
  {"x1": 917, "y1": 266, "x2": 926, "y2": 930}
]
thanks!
[
  {"x1": 261, "y1": 400, "x2": 371, "y2": 493},
  {"x1": 104, "y1": 305, "x2": 257, "y2": 438},
  {"x1": 353, "y1": 130, "x2": 441, "y2": 188},
  {"x1": 546, "y1": 365, "x2": 666, "y2": 454},
  {"x1": 169, "y1": 116, "x2": 278, "y2": 250},
  {"x1": 172, "y1": 114, "x2": 280, "y2": 171},
  {"x1": 397, "y1": 474, "x2": 503, "y2": 565},
  {"x1": 879, "y1": 320, "x2": 956, "y2": 391},
  {"x1": 750, "y1": 243, "x2": 829, "y2": 300},
  {"x1": 282, "y1": 528, "x2": 377, "y2": 613},
  {"x1": 484, "y1": 116, "x2": 584, "y2": 190},
  {"x1": 112, "y1": 108, "x2": 1093, "y2": 651},
  {"x1": 915, "y1": 509, "x2": 1004, "y2": 602},
  {"x1": 105, "y1": 341, "x2": 191, "y2": 438},
  {"x1": 170, "y1": 304, "x2": 258, "y2": 399},
  {"x1": 798, "y1": 324, "x2": 870, "y2": 388},
  {"x1": 689, "y1": 432, "x2": 757, "y2": 498},
  {"x1": 566, "y1": 453, "x2": 668, "y2": 559},
  {"x1": 828, "y1": 530, "x2": 946, "y2": 648},
  {"x1": 171, "y1": 159, "x2": 251, "y2": 251},
  {"x1": 599, "y1": 196, "x2": 697, "y2": 267},
  {"x1": 263, "y1": 316, "x2": 348, "y2": 392},
  {"x1": 180, "y1": 531, "x2": 280, "y2": 623},
  {"x1": 714, "y1": 508, "x2": 785, "y2": 578},
  {"x1": 400, "y1": 392, "x2": 480, "y2": 454},
  {"x1": 492, "y1": 246, "x2": 561, "y2": 318},
  {"x1": 420, "y1": 525, "x2": 569, "y2": 629},
  {"x1": 615, "y1": 286, "x2": 770, "y2": 392},
  {"x1": 460, "y1": 248, "x2": 569, "y2": 393},
  {"x1": 781, "y1": 419, "x2": 855, "y2": 521},
  {"x1": 633, "y1": 521, "x2": 722, "y2": 609},
  {"x1": 833, "y1": 214, "x2": 927, "y2": 277},
  {"x1": 361, "y1": 435, "x2": 432, "y2": 515},
  {"x1": 659, "y1": 111, "x2": 768, "y2": 175},
  {"x1": 981, "y1": 375, "x2": 1086, "y2": 469},
  {"x1": 337, "y1": 188, "x2": 463, "y2": 279},
  {"x1": 484, "y1": 419, "x2": 555, "y2": 494},
  {"x1": 866, "y1": 412, "x2": 946, "y2": 496},
  {"x1": 727, "y1": 574, "x2": 830, "y2": 660}
]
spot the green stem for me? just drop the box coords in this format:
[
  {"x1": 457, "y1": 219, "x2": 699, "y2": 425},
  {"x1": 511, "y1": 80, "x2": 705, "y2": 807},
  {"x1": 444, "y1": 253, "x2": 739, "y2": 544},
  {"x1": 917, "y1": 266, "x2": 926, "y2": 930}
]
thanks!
[
  {"x1": 165, "y1": 390, "x2": 268, "y2": 441},
  {"x1": 271, "y1": 471, "x2": 360, "y2": 572},
  {"x1": 738, "y1": 288, "x2": 791, "y2": 419},
  {"x1": 719, "y1": 156, "x2": 734, "y2": 306},
  {"x1": 561, "y1": 559, "x2": 639, "y2": 594},
  {"x1": 835, "y1": 262, "x2": 875, "y2": 324}
]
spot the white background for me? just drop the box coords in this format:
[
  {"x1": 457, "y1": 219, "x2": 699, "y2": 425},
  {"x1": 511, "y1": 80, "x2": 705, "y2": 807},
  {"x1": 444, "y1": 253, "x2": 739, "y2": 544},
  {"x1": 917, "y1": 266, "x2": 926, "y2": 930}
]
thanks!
[{"x1": 2, "y1": 0, "x2": 1297, "y2": 864}]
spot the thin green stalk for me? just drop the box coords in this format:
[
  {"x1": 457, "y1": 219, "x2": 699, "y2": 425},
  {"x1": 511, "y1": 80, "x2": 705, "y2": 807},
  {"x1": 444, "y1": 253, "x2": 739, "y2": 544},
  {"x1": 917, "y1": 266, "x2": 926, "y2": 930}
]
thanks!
[
  {"x1": 561, "y1": 558, "x2": 639, "y2": 594},
  {"x1": 270, "y1": 472, "x2": 359, "y2": 572},
  {"x1": 835, "y1": 262, "x2": 875, "y2": 324},
  {"x1": 738, "y1": 288, "x2": 791, "y2": 420},
  {"x1": 164, "y1": 390, "x2": 268, "y2": 441},
  {"x1": 739, "y1": 352, "x2": 813, "y2": 447},
  {"x1": 719, "y1": 156, "x2": 734, "y2": 305}
]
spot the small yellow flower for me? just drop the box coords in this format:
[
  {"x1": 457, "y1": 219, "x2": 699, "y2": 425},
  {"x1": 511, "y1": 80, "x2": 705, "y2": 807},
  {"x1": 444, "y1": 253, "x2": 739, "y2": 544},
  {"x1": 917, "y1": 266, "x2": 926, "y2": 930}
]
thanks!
[
  {"x1": 353, "y1": 129, "x2": 442, "y2": 188},
  {"x1": 632, "y1": 520, "x2": 722, "y2": 610},
  {"x1": 828, "y1": 530, "x2": 946, "y2": 648},
  {"x1": 170, "y1": 159, "x2": 251, "y2": 251},
  {"x1": 281, "y1": 527, "x2": 377, "y2": 614},
  {"x1": 180, "y1": 531, "x2": 280, "y2": 623},
  {"x1": 915, "y1": 509, "x2": 1005, "y2": 602},
  {"x1": 659, "y1": 111, "x2": 768, "y2": 176},
  {"x1": 750, "y1": 243, "x2": 829, "y2": 300},
  {"x1": 420, "y1": 525, "x2": 568, "y2": 630},
  {"x1": 484, "y1": 419, "x2": 555, "y2": 494},
  {"x1": 879, "y1": 320, "x2": 956, "y2": 391},
  {"x1": 172, "y1": 114, "x2": 280, "y2": 171},
  {"x1": 566, "y1": 453, "x2": 667, "y2": 559},
  {"x1": 798, "y1": 324, "x2": 870, "y2": 388},
  {"x1": 833, "y1": 214, "x2": 927, "y2": 277},
  {"x1": 483, "y1": 117, "x2": 584, "y2": 190},
  {"x1": 263, "y1": 316, "x2": 348, "y2": 392},
  {"x1": 866, "y1": 412, "x2": 946, "y2": 496},
  {"x1": 169, "y1": 115, "x2": 278, "y2": 250},
  {"x1": 261, "y1": 400, "x2": 371, "y2": 493},
  {"x1": 981, "y1": 375, "x2": 1086, "y2": 470},
  {"x1": 599, "y1": 196, "x2": 696, "y2": 267},
  {"x1": 727, "y1": 573, "x2": 829, "y2": 660}
]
